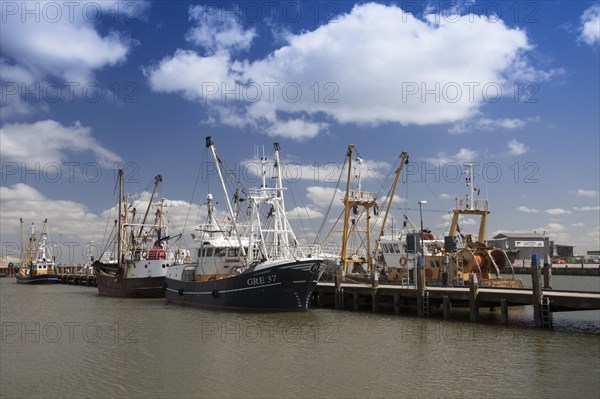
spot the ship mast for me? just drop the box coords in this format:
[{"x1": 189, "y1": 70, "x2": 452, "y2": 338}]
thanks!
[
  {"x1": 27, "y1": 223, "x2": 35, "y2": 269},
  {"x1": 117, "y1": 169, "x2": 124, "y2": 266},
  {"x1": 339, "y1": 145, "x2": 378, "y2": 274},
  {"x1": 372, "y1": 152, "x2": 409, "y2": 258},
  {"x1": 340, "y1": 145, "x2": 354, "y2": 274},
  {"x1": 448, "y1": 163, "x2": 489, "y2": 244},
  {"x1": 137, "y1": 175, "x2": 162, "y2": 244},
  {"x1": 205, "y1": 136, "x2": 247, "y2": 259}
]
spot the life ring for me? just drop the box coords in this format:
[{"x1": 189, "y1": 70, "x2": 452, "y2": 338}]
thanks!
[
  {"x1": 392, "y1": 273, "x2": 399, "y2": 280},
  {"x1": 425, "y1": 268, "x2": 433, "y2": 278},
  {"x1": 399, "y1": 256, "x2": 407, "y2": 267},
  {"x1": 141, "y1": 250, "x2": 148, "y2": 259}
]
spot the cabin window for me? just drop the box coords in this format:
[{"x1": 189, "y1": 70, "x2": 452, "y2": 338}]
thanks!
[
  {"x1": 215, "y1": 248, "x2": 225, "y2": 257},
  {"x1": 227, "y1": 248, "x2": 238, "y2": 257},
  {"x1": 393, "y1": 244, "x2": 401, "y2": 253},
  {"x1": 205, "y1": 248, "x2": 213, "y2": 257}
]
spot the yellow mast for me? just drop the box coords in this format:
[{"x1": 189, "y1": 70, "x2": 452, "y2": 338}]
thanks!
[
  {"x1": 340, "y1": 145, "x2": 354, "y2": 275},
  {"x1": 339, "y1": 145, "x2": 378, "y2": 274}
]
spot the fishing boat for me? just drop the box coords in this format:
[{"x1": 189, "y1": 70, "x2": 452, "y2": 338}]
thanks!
[
  {"x1": 379, "y1": 163, "x2": 522, "y2": 288},
  {"x1": 16, "y1": 219, "x2": 59, "y2": 284},
  {"x1": 93, "y1": 173, "x2": 190, "y2": 297},
  {"x1": 165, "y1": 137, "x2": 324, "y2": 311}
]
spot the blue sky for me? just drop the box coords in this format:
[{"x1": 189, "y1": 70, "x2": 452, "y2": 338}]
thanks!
[{"x1": 1, "y1": 0, "x2": 599, "y2": 262}]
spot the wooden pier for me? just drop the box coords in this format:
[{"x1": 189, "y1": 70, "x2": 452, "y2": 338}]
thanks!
[
  {"x1": 313, "y1": 258, "x2": 600, "y2": 329},
  {"x1": 56, "y1": 265, "x2": 96, "y2": 287}
]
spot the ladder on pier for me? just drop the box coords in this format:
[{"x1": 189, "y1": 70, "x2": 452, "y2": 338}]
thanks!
[
  {"x1": 542, "y1": 297, "x2": 553, "y2": 329},
  {"x1": 422, "y1": 291, "x2": 430, "y2": 317}
]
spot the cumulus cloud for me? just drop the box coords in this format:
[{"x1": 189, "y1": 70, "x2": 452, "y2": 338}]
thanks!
[
  {"x1": 575, "y1": 189, "x2": 599, "y2": 198},
  {"x1": 449, "y1": 115, "x2": 541, "y2": 134},
  {"x1": 145, "y1": 2, "x2": 551, "y2": 140},
  {"x1": 0, "y1": 183, "x2": 204, "y2": 263},
  {"x1": 426, "y1": 148, "x2": 477, "y2": 164},
  {"x1": 0, "y1": 1, "x2": 140, "y2": 120},
  {"x1": 286, "y1": 206, "x2": 324, "y2": 220},
  {"x1": 186, "y1": 5, "x2": 255, "y2": 53},
  {"x1": 579, "y1": 4, "x2": 600, "y2": 46},
  {"x1": 507, "y1": 139, "x2": 529, "y2": 155},
  {"x1": 518, "y1": 206, "x2": 539, "y2": 213},
  {"x1": 306, "y1": 186, "x2": 344, "y2": 207},
  {"x1": 574, "y1": 206, "x2": 600, "y2": 211},
  {"x1": 0, "y1": 120, "x2": 121, "y2": 166},
  {"x1": 545, "y1": 208, "x2": 571, "y2": 215}
]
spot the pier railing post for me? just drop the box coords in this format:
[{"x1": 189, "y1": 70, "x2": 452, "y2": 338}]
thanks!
[
  {"x1": 543, "y1": 256, "x2": 552, "y2": 289},
  {"x1": 469, "y1": 273, "x2": 479, "y2": 322},
  {"x1": 531, "y1": 254, "x2": 543, "y2": 328}
]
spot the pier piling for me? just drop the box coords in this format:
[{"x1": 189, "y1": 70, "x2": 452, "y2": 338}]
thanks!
[
  {"x1": 531, "y1": 254, "x2": 543, "y2": 328},
  {"x1": 442, "y1": 295, "x2": 450, "y2": 319},
  {"x1": 469, "y1": 273, "x2": 479, "y2": 322},
  {"x1": 543, "y1": 256, "x2": 552, "y2": 289},
  {"x1": 501, "y1": 299, "x2": 509, "y2": 325}
]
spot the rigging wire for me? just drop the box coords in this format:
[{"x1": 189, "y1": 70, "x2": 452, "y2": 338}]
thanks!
[
  {"x1": 313, "y1": 152, "x2": 347, "y2": 245},
  {"x1": 177, "y1": 148, "x2": 206, "y2": 252}
]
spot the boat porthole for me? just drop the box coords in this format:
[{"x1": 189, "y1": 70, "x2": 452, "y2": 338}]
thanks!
[
  {"x1": 162, "y1": 265, "x2": 166, "y2": 268},
  {"x1": 212, "y1": 289, "x2": 219, "y2": 298},
  {"x1": 178, "y1": 288, "x2": 184, "y2": 296},
  {"x1": 145, "y1": 265, "x2": 148, "y2": 268}
]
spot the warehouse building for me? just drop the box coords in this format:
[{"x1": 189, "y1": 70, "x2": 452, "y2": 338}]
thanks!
[{"x1": 488, "y1": 232, "x2": 551, "y2": 264}]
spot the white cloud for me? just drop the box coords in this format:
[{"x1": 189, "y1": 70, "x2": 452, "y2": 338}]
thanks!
[
  {"x1": 449, "y1": 115, "x2": 541, "y2": 134},
  {"x1": 0, "y1": 1, "x2": 132, "y2": 83},
  {"x1": 518, "y1": 206, "x2": 539, "y2": 213},
  {"x1": 306, "y1": 186, "x2": 344, "y2": 207},
  {"x1": 439, "y1": 193, "x2": 452, "y2": 200},
  {"x1": 545, "y1": 208, "x2": 571, "y2": 215},
  {"x1": 146, "y1": 3, "x2": 548, "y2": 140},
  {"x1": 507, "y1": 139, "x2": 529, "y2": 155},
  {"x1": 0, "y1": 183, "x2": 204, "y2": 263},
  {"x1": 266, "y1": 119, "x2": 326, "y2": 141},
  {"x1": 241, "y1": 156, "x2": 390, "y2": 183},
  {"x1": 0, "y1": 1, "x2": 139, "y2": 120},
  {"x1": 186, "y1": 5, "x2": 256, "y2": 53},
  {"x1": 572, "y1": 222, "x2": 586, "y2": 227},
  {"x1": 576, "y1": 189, "x2": 599, "y2": 198},
  {"x1": 0, "y1": 120, "x2": 121, "y2": 167},
  {"x1": 145, "y1": 51, "x2": 235, "y2": 100},
  {"x1": 574, "y1": 206, "x2": 600, "y2": 212},
  {"x1": 286, "y1": 207, "x2": 324, "y2": 220},
  {"x1": 579, "y1": 4, "x2": 600, "y2": 46},
  {"x1": 543, "y1": 222, "x2": 565, "y2": 232},
  {"x1": 426, "y1": 148, "x2": 477, "y2": 164}
]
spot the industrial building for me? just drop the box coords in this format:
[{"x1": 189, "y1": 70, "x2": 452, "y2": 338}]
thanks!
[{"x1": 488, "y1": 232, "x2": 551, "y2": 264}]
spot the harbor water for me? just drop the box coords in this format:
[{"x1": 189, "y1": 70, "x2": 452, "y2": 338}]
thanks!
[{"x1": 1, "y1": 276, "x2": 599, "y2": 398}]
